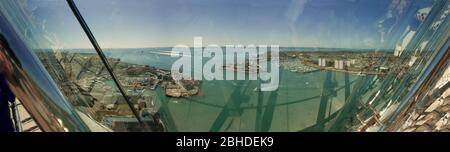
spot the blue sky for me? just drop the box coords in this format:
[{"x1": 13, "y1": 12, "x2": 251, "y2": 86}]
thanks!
[{"x1": 28, "y1": 0, "x2": 427, "y2": 49}]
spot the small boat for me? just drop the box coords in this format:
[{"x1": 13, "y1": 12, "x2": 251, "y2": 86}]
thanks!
[{"x1": 357, "y1": 72, "x2": 367, "y2": 76}]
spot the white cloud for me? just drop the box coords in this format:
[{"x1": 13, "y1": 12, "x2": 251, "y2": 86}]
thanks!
[{"x1": 377, "y1": 0, "x2": 410, "y2": 45}]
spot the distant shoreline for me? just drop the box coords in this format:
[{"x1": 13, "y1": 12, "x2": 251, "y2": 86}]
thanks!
[{"x1": 35, "y1": 47, "x2": 394, "y2": 53}]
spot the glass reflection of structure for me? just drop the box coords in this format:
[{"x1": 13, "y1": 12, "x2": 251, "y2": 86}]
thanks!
[{"x1": 0, "y1": 0, "x2": 448, "y2": 132}]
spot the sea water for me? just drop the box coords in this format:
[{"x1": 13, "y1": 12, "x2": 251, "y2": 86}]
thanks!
[{"x1": 102, "y1": 48, "x2": 361, "y2": 132}]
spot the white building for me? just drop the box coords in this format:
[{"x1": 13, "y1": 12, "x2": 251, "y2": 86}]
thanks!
[
  {"x1": 334, "y1": 60, "x2": 344, "y2": 69},
  {"x1": 318, "y1": 58, "x2": 327, "y2": 67}
]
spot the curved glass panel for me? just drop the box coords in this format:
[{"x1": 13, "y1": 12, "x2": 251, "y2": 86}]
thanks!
[
  {"x1": 0, "y1": 0, "x2": 153, "y2": 131},
  {"x1": 1, "y1": 0, "x2": 448, "y2": 132},
  {"x1": 72, "y1": 0, "x2": 449, "y2": 132}
]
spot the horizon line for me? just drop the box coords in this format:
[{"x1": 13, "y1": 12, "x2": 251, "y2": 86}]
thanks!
[{"x1": 35, "y1": 46, "x2": 387, "y2": 50}]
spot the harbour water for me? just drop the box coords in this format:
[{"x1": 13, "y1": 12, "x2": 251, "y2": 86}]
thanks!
[{"x1": 103, "y1": 48, "x2": 362, "y2": 132}]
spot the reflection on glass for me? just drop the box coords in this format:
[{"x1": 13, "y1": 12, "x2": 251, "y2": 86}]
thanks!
[
  {"x1": 72, "y1": 0, "x2": 449, "y2": 132},
  {"x1": 0, "y1": 0, "x2": 163, "y2": 131},
  {"x1": 1, "y1": 0, "x2": 449, "y2": 131}
]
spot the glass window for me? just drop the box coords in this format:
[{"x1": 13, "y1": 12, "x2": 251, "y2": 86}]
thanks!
[
  {"x1": 71, "y1": 0, "x2": 449, "y2": 132},
  {"x1": 0, "y1": 0, "x2": 157, "y2": 131},
  {"x1": 1, "y1": 0, "x2": 449, "y2": 132}
]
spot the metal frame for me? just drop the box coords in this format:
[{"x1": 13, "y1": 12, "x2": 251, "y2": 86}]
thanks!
[
  {"x1": 66, "y1": 0, "x2": 143, "y2": 124},
  {"x1": 384, "y1": 38, "x2": 450, "y2": 131}
]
